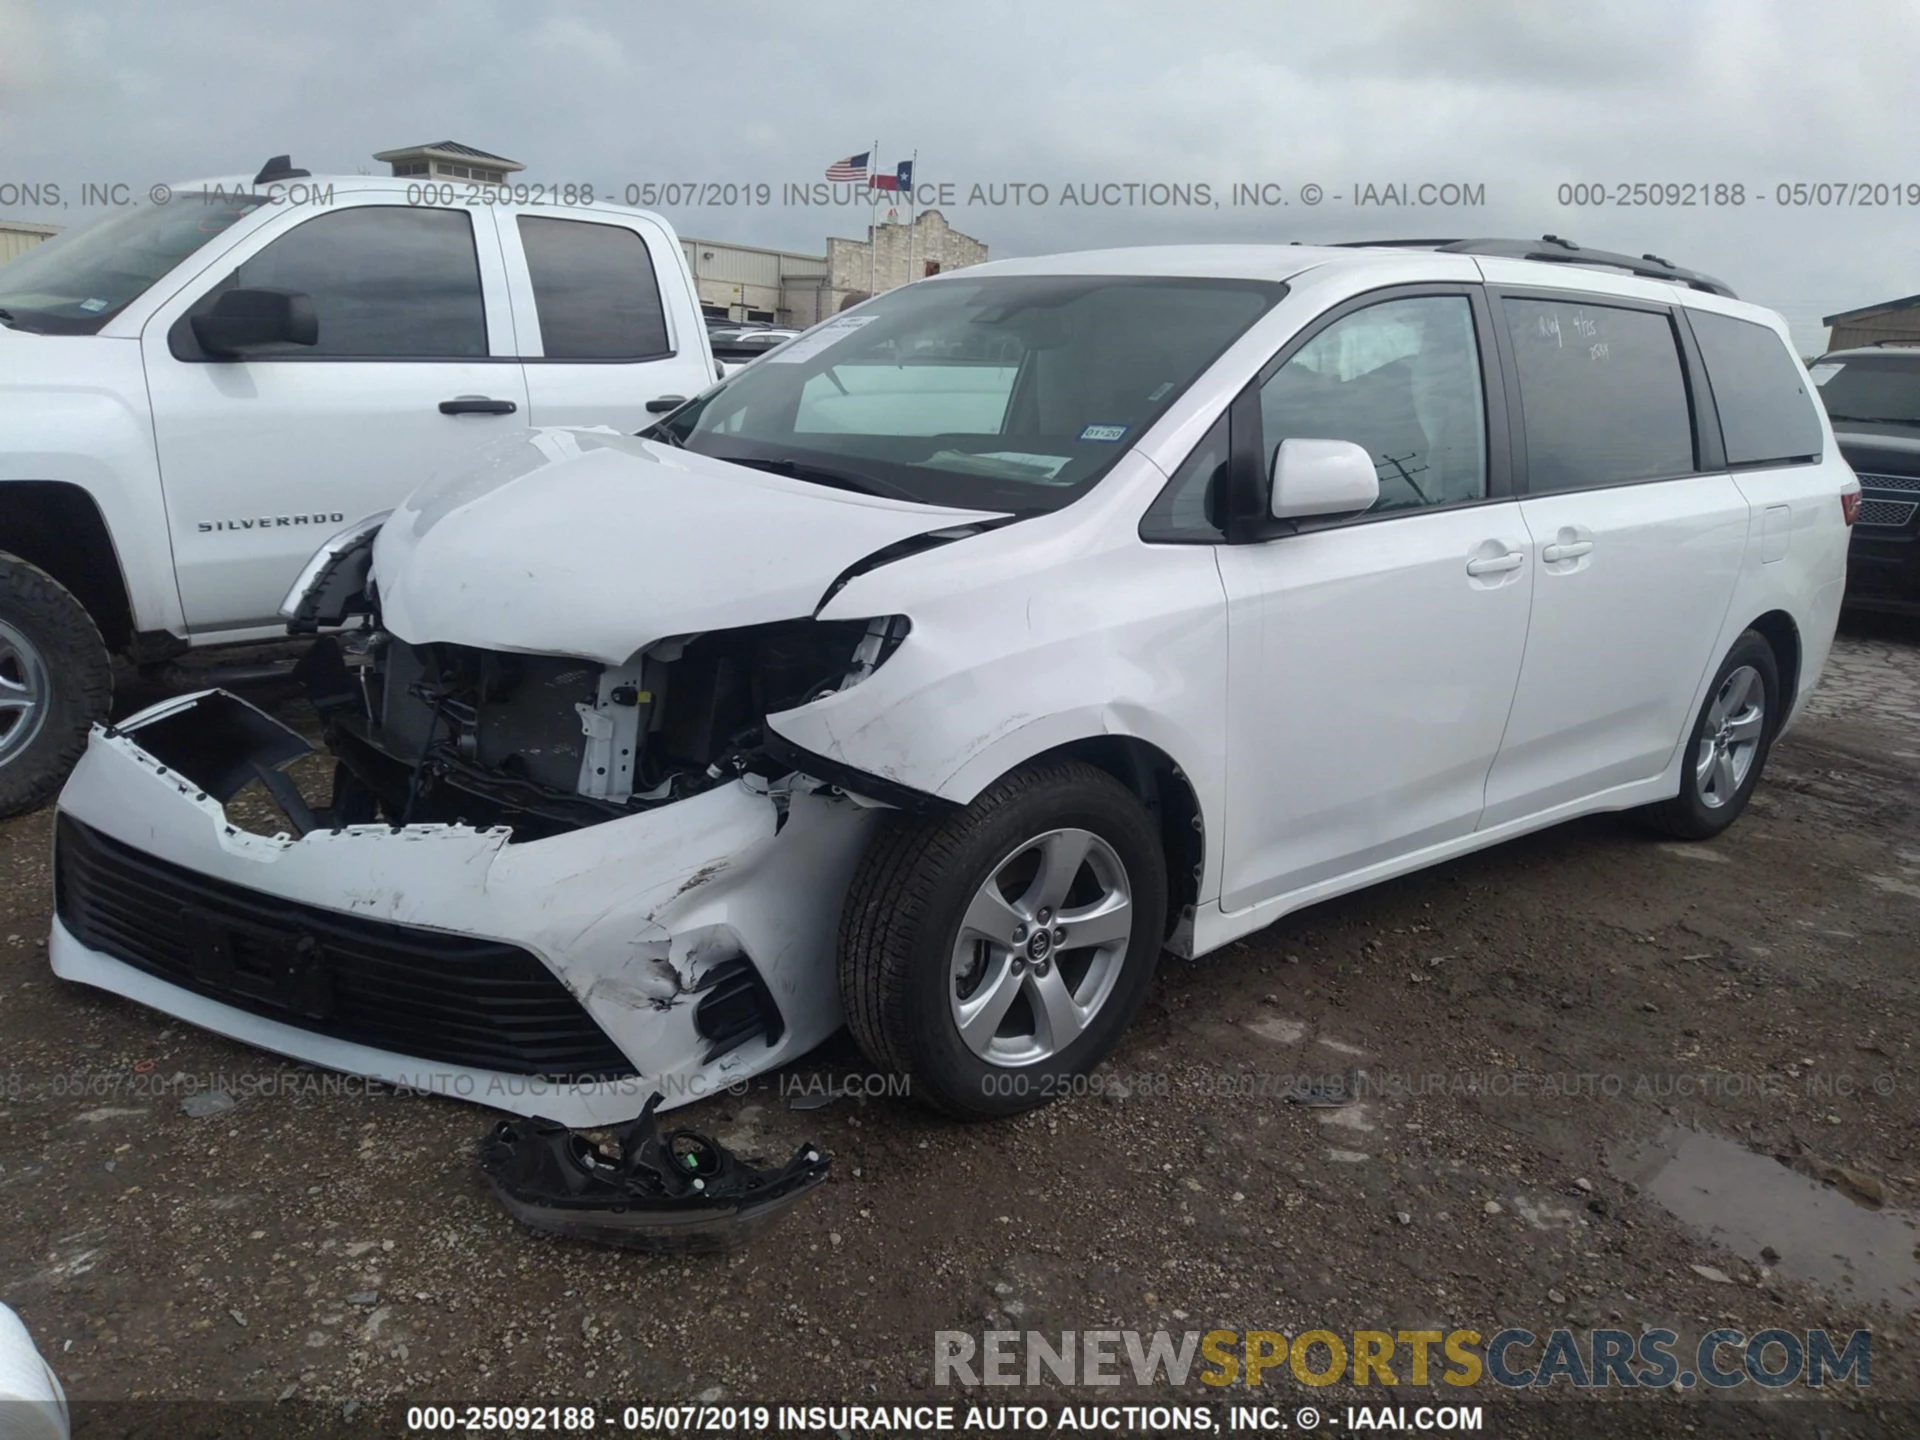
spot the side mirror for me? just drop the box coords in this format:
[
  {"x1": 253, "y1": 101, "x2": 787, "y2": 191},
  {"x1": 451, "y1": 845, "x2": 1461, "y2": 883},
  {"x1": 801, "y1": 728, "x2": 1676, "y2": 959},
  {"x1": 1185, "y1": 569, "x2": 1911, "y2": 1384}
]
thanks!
[
  {"x1": 1269, "y1": 438, "x2": 1379, "y2": 521},
  {"x1": 190, "y1": 286, "x2": 318, "y2": 357}
]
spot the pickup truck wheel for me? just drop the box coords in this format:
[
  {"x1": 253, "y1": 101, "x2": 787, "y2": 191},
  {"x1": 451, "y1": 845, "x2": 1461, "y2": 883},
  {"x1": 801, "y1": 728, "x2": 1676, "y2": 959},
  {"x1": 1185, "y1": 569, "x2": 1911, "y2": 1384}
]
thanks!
[
  {"x1": 0, "y1": 555, "x2": 113, "y2": 818},
  {"x1": 838, "y1": 759, "x2": 1167, "y2": 1120},
  {"x1": 1639, "y1": 629, "x2": 1780, "y2": 841}
]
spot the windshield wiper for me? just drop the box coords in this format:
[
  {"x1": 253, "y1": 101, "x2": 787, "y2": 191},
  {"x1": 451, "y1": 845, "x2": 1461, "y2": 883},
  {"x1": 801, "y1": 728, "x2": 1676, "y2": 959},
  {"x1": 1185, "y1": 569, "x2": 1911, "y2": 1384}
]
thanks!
[
  {"x1": 724, "y1": 455, "x2": 923, "y2": 503},
  {"x1": 1825, "y1": 413, "x2": 1902, "y2": 424}
]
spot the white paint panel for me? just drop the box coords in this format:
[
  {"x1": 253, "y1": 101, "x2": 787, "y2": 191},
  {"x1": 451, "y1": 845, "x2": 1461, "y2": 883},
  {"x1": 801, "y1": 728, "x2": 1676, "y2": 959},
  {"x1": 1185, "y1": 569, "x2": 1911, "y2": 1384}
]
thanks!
[
  {"x1": 1215, "y1": 503, "x2": 1532, "y2": 912},
  {"x1": 1482, "y1": 476, "x2": 1750, "y2": 824}
]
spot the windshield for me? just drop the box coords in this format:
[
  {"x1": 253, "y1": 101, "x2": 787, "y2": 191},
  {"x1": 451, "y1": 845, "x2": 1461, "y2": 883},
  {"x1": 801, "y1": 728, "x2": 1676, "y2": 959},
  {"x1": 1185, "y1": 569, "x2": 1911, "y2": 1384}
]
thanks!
[
  {"x1": 658, "y1": 274, "x2": 1288, "y2": 512},
  {"x1": 0, "y1": 196, "x2": 266, "y2": 333},
  {"x1": 1811, "y1": 354, "x2": 1920, "y2": 427}
]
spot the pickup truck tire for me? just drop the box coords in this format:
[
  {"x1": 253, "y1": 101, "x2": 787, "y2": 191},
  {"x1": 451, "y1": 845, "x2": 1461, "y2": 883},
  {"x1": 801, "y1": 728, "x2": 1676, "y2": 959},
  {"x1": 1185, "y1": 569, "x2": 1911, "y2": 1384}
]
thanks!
[
  {"x1": 837, "y1": 759, "x2": 1167, "y2": 1120},
  {"x1": 0, "y1": 555, "x2": 113, "y2": 818}
]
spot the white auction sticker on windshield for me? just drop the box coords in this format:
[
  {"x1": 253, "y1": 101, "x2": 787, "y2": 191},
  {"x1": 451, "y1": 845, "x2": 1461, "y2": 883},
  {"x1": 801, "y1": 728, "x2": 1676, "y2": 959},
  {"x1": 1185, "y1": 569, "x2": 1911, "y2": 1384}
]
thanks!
[{"x1": 764, "y1": 314, "x2": 879, "y2": 363}]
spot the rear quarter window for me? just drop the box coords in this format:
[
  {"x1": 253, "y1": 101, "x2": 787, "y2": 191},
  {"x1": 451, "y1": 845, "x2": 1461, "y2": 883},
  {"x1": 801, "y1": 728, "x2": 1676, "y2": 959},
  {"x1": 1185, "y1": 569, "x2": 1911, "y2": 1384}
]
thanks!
[{"x1": 1689, "y1": 310, "x2": 1823, "y2": 466}]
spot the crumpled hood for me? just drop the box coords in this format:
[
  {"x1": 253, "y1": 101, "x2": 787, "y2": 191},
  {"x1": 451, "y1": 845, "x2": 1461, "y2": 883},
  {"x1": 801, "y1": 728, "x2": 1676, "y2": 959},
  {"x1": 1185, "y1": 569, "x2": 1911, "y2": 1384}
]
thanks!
[{"x1": 373, "y1": 428, "x2": 1000, "y2": 664}]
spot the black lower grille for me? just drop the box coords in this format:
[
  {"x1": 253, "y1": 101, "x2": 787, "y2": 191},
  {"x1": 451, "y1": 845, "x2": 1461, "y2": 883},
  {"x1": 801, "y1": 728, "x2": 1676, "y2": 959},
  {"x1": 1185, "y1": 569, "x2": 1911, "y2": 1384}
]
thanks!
[{"x1": 55, "y1": 815, "x2": 638, "y2": 1081}]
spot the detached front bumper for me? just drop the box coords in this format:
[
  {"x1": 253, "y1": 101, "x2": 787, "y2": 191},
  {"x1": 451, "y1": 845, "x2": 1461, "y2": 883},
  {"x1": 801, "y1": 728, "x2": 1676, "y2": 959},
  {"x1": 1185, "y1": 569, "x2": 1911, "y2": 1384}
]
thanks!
[{"x1": 50, "y1": 691, "x2": 880, "y2": 1126}]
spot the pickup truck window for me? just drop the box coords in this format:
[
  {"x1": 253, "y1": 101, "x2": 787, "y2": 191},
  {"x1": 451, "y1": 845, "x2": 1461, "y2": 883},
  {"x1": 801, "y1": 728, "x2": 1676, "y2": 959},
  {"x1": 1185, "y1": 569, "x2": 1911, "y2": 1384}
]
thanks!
[
  {"x1": 0, "y1": 197, "x2": 265, "y2": 334},
  {"x1": 517, "y1": 216, "x2": 670, "y2": 360},
  {"x1": 186, "y1": 206, "x2": 487, "y2": 359}
]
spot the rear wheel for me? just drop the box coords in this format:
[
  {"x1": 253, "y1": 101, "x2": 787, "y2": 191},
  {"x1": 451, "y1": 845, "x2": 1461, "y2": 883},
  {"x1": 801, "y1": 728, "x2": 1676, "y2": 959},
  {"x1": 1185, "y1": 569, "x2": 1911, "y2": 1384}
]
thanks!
[
  {"x1": 1641, "y1": 629, "x2": 1779, "y2": 840},
  {"x1": 0, "y1": 555, "x2": 114, "y2": 818},
  {"x1": 838, "y1": 760, "x2": 1168, "y2": 1119}
]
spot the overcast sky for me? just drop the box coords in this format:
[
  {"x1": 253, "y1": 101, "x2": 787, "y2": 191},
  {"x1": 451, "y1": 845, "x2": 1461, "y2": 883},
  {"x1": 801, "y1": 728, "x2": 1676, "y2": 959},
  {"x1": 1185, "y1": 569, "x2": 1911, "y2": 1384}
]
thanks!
[{"x1": 4, "y1": 0, "x2": 1918, "y2": 351}]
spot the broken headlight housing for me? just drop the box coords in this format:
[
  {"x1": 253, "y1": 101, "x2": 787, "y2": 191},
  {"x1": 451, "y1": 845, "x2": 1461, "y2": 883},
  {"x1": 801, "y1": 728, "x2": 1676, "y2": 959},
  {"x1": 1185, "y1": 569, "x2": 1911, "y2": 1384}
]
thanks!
[{"x1": 281, "y1": 511, "x2": 390, "y2": 633}]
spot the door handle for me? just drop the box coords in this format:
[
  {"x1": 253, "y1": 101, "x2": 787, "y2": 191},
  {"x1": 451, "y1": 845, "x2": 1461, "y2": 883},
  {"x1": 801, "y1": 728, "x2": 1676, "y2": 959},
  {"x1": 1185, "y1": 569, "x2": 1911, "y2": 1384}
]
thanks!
[
  {"x1": 1542, "y1": 540, "x2": 1594, "y2": 562},
  {"x1": 1465, "y1": 552, "x2": 1525, "y2": 576},
  {"x1": 645, "y1": 394, "x2": 688, "y2": 414},
  {"x1": 438, "y1": 396, "x2": 518, "y2": 416}
]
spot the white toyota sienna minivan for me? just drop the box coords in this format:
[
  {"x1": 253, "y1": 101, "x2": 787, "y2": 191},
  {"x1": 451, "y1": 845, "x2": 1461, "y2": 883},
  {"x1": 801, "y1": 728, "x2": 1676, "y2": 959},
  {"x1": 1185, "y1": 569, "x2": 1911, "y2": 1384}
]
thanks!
[{"x1": 50, "y1": 239, "x2": 1857, "y2": 1123}]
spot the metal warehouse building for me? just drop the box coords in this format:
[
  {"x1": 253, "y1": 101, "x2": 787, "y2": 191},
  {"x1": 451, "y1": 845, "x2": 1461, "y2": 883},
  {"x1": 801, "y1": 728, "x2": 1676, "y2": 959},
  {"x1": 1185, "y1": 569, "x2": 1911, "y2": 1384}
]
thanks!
[
  {"x1": 686, "y1": 211, "x2": 988, "y2": 327},
  {"x1": 682, "y1": 236, "x2": 832, "y2": 327},
  {"x1": 0, "y1": 220, "x2": 59, "y2": 264},
  {"x1": 1825, "y1": 293, "x2": 1920, "y2": 351}
]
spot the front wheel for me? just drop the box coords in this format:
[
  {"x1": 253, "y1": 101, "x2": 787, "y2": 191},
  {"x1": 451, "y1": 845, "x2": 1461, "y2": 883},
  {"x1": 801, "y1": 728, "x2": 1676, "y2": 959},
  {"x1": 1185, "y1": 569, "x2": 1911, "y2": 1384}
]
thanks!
[
  {"x1": 0, "y1": 555, "x2": 114, "y2": 818},
  {"x1": 1640, "y1": 629, "x2": 1780, "y2": 840},
  {"x1": 838, "y1": 759, "x2": 1168, "y2": 1119}
]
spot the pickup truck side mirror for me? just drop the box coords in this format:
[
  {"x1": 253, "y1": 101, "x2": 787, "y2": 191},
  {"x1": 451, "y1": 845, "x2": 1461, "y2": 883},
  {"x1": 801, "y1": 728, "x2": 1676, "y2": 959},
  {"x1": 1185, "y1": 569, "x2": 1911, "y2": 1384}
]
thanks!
[
  {"x1": 191, "y1": 287, "x2": 318, "y2": 358},
  {"x1": 1269, "y1": 437, "x2": 1380, "y2": 521}
]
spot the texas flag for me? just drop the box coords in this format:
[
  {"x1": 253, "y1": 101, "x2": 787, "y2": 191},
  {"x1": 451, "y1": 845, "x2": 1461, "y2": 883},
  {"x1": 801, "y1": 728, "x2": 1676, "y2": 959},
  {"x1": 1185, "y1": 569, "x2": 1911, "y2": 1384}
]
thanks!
[{"x1": 871, "y1": 160, "x2": 914, "y2": 192}]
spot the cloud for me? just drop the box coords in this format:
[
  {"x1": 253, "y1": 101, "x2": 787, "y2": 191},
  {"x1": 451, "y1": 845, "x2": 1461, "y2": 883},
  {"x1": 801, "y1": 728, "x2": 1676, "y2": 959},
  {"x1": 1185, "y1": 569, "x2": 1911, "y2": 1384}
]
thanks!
[{"x1": 3, "y1": 0, "x2": 1918, "y2": 350}]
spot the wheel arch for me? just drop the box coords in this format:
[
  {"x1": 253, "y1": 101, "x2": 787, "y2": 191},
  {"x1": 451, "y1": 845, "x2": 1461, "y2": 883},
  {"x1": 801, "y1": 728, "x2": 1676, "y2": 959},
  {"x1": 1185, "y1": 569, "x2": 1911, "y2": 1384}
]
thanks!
[
  {"x1": 0, "y1": 481, "x2": 136, "y2": 651},
  {"x1": 999, "y1": 734, "x2": 1204, "y2": 946}
]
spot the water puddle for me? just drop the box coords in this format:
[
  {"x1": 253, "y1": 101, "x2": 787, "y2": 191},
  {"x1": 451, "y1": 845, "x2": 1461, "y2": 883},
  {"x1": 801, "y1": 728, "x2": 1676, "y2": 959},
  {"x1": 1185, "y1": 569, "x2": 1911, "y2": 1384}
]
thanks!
[{"x1": 1613, "y1": 1129, "x2": 1920, "y2": 1312}]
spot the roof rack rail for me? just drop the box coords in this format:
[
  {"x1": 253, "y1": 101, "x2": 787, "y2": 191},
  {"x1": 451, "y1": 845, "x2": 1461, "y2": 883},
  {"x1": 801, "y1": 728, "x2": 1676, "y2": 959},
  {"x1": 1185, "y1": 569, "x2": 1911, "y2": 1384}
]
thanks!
[{"x1": 1327, "y1": 235, "x2": 1737, "y2": 299}]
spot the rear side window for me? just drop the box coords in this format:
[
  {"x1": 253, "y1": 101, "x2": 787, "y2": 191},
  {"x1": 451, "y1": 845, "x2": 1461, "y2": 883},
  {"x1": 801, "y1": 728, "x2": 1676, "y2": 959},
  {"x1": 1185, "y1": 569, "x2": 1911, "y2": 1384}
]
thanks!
[
  {"x1": 1503, "y1": 298, "x2": 1694, "y2": 492},
  {"x1": 1689, "y1": 311, "x2": 1823, "y2": 465},
  {"x1": 518, "y1": 217, "x2": 669, "y2": 360}
]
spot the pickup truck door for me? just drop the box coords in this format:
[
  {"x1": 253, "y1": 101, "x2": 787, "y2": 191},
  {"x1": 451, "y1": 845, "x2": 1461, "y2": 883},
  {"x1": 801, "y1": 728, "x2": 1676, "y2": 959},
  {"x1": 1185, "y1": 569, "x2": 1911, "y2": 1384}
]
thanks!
[
  {"x1": 141, "y1": 195, "x2": 529, "y2": 635},
  {"x1": 494, "y1": 209, "x2": 716, "y2": 429}
]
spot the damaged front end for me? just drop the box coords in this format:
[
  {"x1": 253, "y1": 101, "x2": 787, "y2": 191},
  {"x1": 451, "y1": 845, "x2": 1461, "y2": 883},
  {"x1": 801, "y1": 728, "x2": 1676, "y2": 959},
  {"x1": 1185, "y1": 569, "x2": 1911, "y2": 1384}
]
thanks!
[
  {"x1": 51, "y1": 573, "x2": 924, "y2": 1128},
  {"x1": 50, "y1": 432, "x2": 998, "y2": 1123}
]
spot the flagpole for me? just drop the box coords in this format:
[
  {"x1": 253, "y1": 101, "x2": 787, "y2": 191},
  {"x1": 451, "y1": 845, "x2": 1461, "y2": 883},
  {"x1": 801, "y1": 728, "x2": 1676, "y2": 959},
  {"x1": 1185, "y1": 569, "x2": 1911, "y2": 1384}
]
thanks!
[
  {"x1": 868, "y1": 138, "x2": 878, "y2": 300},
  {"x1": 906, "y1": 148, "x2": 919, "y2": 284}
]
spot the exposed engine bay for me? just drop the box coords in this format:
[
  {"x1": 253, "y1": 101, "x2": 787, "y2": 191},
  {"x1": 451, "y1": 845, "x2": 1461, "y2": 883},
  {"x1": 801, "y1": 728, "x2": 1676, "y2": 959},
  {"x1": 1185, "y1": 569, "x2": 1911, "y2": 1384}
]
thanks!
[{"x1": 290, "y1": 612, "x2": 910, "y2": 842}]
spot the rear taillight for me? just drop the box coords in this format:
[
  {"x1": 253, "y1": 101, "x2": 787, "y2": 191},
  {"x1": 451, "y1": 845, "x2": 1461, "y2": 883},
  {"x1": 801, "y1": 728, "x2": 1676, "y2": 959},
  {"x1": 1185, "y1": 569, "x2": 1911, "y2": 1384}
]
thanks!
[{"x1": 1841, "y1": 490, "x2": 1862, "y2": 526}]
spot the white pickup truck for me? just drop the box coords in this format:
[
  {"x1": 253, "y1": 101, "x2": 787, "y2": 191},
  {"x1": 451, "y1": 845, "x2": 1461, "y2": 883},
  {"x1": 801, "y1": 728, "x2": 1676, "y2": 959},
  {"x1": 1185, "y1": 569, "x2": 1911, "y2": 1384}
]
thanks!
[{"x1": 0, "y1": 157, "x2": 721, "y2": 814}]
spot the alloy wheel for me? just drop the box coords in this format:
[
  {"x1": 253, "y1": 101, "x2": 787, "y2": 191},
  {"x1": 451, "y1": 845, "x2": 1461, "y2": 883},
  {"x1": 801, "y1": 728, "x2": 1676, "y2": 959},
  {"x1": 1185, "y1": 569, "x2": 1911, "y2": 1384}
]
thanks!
[
  {"x1": 947, "y1": 828, "x2": 1133, "y2": 1067},
  {"x1": 0, "y1": 620, "x2": 49, "y2": 768},
  {"x1": 1695, "y1": 663, "x2": 1765, "y2": 809}
]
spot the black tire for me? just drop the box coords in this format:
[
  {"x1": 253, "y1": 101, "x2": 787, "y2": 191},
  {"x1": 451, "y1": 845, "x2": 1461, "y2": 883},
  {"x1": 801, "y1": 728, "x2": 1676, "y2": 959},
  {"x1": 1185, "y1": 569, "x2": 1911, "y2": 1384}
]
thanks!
[
  {"x1": 0, "y1": 554, "x2": 114, "y2": 818},
  {"x1": 1640, "y1": 629, "x2": 1780, "y2": 841},
  {"x1": 838, "y1": 759, "x2": 1168, "y2": 1119}
]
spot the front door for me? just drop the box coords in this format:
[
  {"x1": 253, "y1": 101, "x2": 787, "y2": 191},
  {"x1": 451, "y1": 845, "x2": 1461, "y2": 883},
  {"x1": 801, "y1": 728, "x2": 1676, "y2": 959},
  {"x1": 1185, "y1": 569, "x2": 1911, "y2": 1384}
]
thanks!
[
  {"x1": 142, "y1": 197, "x2": 528, "y2": 633},
  {"x1": 1218, "y1": 289, "x2": 1532, "y2": 913}
]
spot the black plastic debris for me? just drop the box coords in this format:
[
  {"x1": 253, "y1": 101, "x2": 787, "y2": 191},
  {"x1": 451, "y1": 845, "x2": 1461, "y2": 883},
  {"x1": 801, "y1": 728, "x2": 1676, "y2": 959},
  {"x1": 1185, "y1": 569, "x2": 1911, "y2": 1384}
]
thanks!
[
  {"x1": 1286, "y1": 1067, "x2": 1363, "y2": 1108},
  {"x1": 478, "y1": 1093, "x2": 829, "y2": 1253}
]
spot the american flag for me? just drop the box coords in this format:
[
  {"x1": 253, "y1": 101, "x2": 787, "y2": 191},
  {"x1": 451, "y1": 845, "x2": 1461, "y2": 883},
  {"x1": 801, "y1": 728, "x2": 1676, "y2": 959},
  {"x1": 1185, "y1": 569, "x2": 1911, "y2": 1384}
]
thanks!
[{"x1": 825, "y1": 152, "x2": 870, "y2": 183}]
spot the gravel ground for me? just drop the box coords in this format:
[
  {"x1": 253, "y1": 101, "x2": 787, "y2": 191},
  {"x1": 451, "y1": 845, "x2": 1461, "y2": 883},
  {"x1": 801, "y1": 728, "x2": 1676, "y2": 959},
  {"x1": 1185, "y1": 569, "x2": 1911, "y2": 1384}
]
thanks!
[{"x1": 2, "y1": 617, "x2": 1918, "y2": 1439}]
